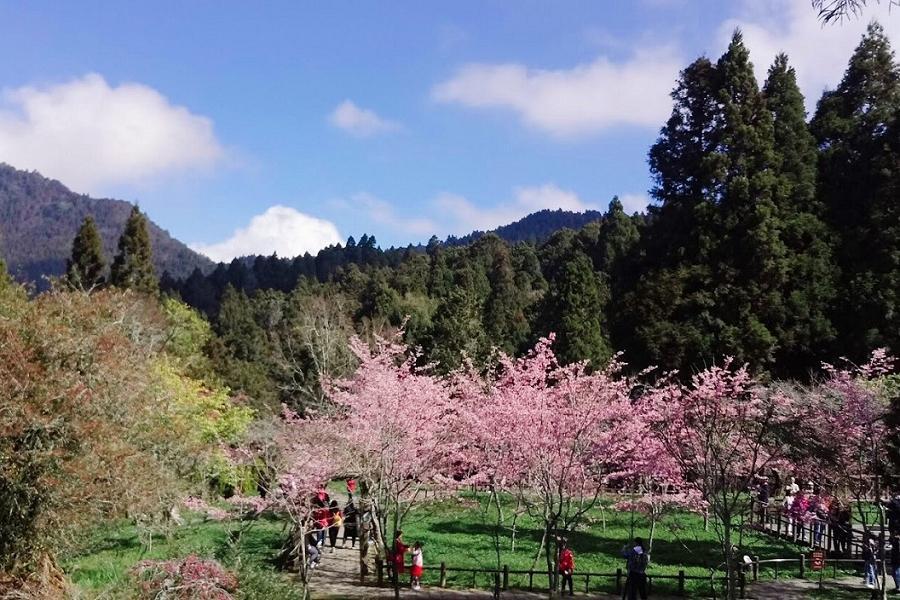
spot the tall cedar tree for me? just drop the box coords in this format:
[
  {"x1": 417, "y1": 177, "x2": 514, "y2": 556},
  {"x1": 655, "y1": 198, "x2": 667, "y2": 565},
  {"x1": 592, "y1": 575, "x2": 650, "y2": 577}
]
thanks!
[
  {"x1": 111, "y1": 206, "x2": 157, "y2": 293},
  {"x1": 627, "y1": 32, "x2": 790, "y2": 374},
  {"x1": 625, "y1": 56, "x2": 722, "y2": 372},
  {"x1": 811, "y1": 23, "x2": 900, "y2": 361},
  {"x1": 763, "y1": 54, "x2": 837, "y2": 375},
  {"x1": 66, "y1": 216, "x2": 106, "y2": 290}
]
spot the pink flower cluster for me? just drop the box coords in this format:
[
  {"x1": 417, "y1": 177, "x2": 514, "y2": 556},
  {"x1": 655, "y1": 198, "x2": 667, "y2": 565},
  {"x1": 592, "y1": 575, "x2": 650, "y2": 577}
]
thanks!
[
  {"x1": 226, "y1": 494, "x2": 269, "y2": 514},
  {"x1": 182, "y1": 496, "x2": 230, "y2": 521},
  {"x1": 132, "y1": 555, "x2": 238, "y2": 600}
]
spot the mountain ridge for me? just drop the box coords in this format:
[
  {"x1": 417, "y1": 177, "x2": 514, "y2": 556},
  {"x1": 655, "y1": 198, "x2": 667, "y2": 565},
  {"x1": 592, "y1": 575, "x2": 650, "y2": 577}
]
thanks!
[{"x1": 0, "y1": 164, "x2": 213, "y2": 286}]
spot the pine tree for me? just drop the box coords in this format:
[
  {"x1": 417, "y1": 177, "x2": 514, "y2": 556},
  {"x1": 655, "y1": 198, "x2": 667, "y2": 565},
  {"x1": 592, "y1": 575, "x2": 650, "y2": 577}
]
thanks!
[
  {"x1": 811, "y1": 22, "x2": 900, "y2": 360},
  {"x1": 110, "y1": 206, "x2": 157, "y2": 293},
  {"x1": 66, "y1": 216, "x2": 106, "y2": 290},
  {"x1": 763, "y1": 54, "x2": 837, "y2": 374},
  {"x1": 537, "y1": 230, "x2": 611, "y2": 367}
]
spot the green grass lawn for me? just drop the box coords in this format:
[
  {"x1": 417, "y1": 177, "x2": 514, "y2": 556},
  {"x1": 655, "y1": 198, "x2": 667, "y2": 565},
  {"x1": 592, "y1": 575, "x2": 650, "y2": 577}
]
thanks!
[
  {"x1": 63, "y1": 491, "x2": 826, "y2": 598},
  {"x1": 62, "y1": 512, "x2": 303, "y2": 599},
  {"x1": 385, "y1": 492, "x2": 803, "y2": 596}
]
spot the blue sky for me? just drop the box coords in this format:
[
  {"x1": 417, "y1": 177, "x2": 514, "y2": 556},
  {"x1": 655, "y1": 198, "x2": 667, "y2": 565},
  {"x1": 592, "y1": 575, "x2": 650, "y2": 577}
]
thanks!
[{"x1": 0, "y1": 0, "x2": 897, "y2": 261}]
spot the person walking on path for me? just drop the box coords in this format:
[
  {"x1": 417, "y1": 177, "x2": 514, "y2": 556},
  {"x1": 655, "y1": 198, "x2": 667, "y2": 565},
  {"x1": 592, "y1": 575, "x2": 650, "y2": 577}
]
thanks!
[
  {"x1": 890, "y1": 535, "x2": 900, "y2": 591},
  {"x1": 342, "y1": 500, "x2": 359, "y2": 548},
  {"x1": 328, "y1": 499, "x2": 342, "y2": 552},
  {"x1": 558, "y1": 539, "x2": 575, "y2": 597},
  {"x1": 410, "y1": 541, "x2": 424, "y2": 591},
  {"x1": 863, "y1": 535, "x2": 878, "y2": 588},
  {"x1": 391, "y1": 530, "x2": 409, "y2": 581},
  {"x1": 621, "y1": 537, "x2": 649, "y2": 600}
]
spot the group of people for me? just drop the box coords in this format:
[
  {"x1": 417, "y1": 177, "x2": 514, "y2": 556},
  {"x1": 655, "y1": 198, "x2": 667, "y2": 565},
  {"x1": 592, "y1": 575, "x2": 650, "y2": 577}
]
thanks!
[
  {"x1": 388, "y1": 530, "x2": 426, "y2": 591},
  {"x1": 554, "y1": 536, "x2": 649, "y2": 599},
  {"x1": 752, "y1": 475, "x2": 853, "y2": 555},
  {"x1": 304, "y1": 481, "x2": 360, "y2": 571},
  {"x1": 753, "y1": 475, "x2": 900, "y2": 591}
]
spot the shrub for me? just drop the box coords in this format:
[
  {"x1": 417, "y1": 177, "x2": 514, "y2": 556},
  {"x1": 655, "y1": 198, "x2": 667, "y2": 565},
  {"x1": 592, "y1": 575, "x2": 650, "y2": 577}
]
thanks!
[{"x1": 132, "y1": 555, "x2": 238, "y2": 600}]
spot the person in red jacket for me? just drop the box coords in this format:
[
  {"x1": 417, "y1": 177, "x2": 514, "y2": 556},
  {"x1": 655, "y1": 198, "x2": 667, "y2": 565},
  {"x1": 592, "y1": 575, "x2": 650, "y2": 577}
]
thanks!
[
  {"x1": 391, "y1": 530, "x2": 409, "y2": 581},
  {"x1": 558, "y1": 538, "x2": 575, "y2": 597}
]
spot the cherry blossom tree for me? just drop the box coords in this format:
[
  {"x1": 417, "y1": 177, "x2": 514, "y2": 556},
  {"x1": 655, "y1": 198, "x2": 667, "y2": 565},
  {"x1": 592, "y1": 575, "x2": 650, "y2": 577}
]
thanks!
[
  {"x1": 452, "y1": 338, "x2": 655, "y2": 593},
  {"x1": 646, "y1": 360, "x2": 800, "y2": 600},
  {"x1": 325, "y1": 333, "x2": 457, "y2": 595}
]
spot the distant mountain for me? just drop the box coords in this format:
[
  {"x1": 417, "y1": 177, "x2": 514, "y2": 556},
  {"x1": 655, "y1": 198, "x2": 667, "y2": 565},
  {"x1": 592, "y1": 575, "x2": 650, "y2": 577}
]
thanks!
[
  {"x1": 0, "y1": 164, "x2": 213, "y2": 286},
  {"x1": 444, "y1": 208, "x2": 605, "y2": 247}
]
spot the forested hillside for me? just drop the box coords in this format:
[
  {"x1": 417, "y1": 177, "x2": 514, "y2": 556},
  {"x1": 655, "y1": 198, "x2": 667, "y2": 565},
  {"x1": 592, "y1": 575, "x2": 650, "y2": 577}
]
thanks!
[
  {"x1": 165, "y1": 24, "x2": 900, "y2": 407},
  {"x1": 0, "y1": 164, "x2": 213, "y2": 286}
]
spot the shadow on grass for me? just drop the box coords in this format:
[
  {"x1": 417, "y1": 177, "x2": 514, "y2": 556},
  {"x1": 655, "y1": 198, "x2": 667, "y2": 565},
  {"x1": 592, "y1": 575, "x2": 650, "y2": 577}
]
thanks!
[{"x1": 426, "y1": 518, "x2": 729, "y2": 572}]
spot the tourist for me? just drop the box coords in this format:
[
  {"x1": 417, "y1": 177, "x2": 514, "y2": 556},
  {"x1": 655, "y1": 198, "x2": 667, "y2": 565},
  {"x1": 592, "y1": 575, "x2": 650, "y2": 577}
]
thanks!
[
  {"x1": 410, "y1": 541, "x2": 424, "y2": 591},
  {"x1": 392, "y1": 530, "x2": 409, "y2": 581},
  {"x1": 863, "y1": 536, "x2": 878, "y2": 589},
  {"x1": 891, "y1": 535, "x2": 900, "y2": 592},
  {"x1": 885, "y1": 493, "x2": 900, "y2": 536},
  {"x1": 328, "y1": 499, "x2": 342, "y2": 552},
  {"x1": 621, "y1": 537, "x2": 649, "y2": 600},
  {"x1": 788, "y1": 476, "x2": 800, "y2": 495},
  {"x1": 313, "y1": 499, "x2": 330, "y2": 547},
  {"x1": 347, "y1": 478, "x2": 357, "y2": 501},
  {"x1": 791, "y1": 490, "x2": 809, "y2": 541},
  {"x1": 558, "y1": 538, "x2": 575, "y2": 597},
  {"x1": 783, "y1": 486, "x2": 797, "y2": 537},
  {"x1": 809, "y1": 492, "x2": 829, "y2": 547},
  {"x1": 756, "y1": 477, "x2": 770, "y2": 524},
  {"x1": 343, "y1": 500, "x2": 359, "y2": 548}
]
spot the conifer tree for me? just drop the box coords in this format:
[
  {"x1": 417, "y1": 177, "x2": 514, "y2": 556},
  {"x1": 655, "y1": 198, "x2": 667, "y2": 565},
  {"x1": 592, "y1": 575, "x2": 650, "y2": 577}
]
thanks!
[
  {"x1": 811, "y1": 23, "x2": 900, "y2": 360},
  {"x1": 66, "y1": 216, "x2": 106, "y2": 290},
  {"x1": 110, "y1": 206, "x2": 157, "y2": 293},
  {"x1": 763, "y1": 54, "x2": 837, "y2": 374}
]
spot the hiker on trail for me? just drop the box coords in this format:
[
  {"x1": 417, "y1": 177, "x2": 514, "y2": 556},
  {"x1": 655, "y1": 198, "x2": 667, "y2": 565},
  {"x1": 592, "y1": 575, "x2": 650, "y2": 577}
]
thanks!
[
  {"x1": 863, "y1": 536, "x2": 878, "y2": 589},
  {"x1": 621, "y1": 537, "x2": 649, "y2": 600},
  {"x1": 391, "y1": 530, "x2": 409, "y2": 580},
  {"x1": 347, "y1": 478, "x2": 357, "y2": 501},
  {"x1": 342, "y1": 500, "x2": 359, "y2": 548},
  {"x1": 755, "y1": 477, "x2": 770, "y2": 523},
  {"x1": 783, "y1": 486, "x2": 797, "y2": 536},
  {"x1": 808, "y1": 492, "x2": 829, "y2": 546},
  {"x1": 306, "y1": 524, "x2": 321, "y2": 571},
  {"x1": 558, "y1": 538, "x2": 575, "y2": 597},
  {"x1": 410, "y1": 541, "x2": 424, "y2": 591},
  {"x1": 791, "y1": 490, "x2": 809, "y2": 540},
  {"x1": 788, "y1": 476, "x2": 800, "y2": 495},
  {"x1": 313, "y1": 500, "x2": 330, "y2": 547},
  {"x1": 831, "y1": 501, "x2": 852, "y2": 557},
  {"x1": 328, "y1": 499, "x2": 342, "y2": 552},
  {"x1": 891, "y1": 535, "x2": 900, "y2": 592}
]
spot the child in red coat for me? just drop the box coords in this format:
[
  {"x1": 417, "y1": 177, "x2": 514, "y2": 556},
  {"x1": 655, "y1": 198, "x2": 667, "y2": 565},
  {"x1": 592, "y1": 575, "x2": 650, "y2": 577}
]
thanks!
[{"x1": 558, "y1": 540, "x2": 575, "y2": 597}]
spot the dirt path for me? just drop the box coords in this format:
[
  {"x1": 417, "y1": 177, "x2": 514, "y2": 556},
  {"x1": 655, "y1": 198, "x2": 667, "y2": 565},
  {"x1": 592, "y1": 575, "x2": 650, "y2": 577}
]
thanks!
[{"x1": 747, "y1": 575, "x2": 875, "y2": 599}]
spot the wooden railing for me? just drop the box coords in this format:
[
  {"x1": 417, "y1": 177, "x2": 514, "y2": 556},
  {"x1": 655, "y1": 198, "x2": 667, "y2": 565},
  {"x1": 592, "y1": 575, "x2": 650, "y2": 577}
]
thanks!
[{"x1": 375, "y1": 558, "x2": 741, "y2": 597}]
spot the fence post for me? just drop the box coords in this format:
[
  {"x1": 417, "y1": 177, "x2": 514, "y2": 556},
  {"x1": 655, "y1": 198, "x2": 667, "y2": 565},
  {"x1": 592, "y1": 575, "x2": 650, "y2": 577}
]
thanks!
[
  {"x1": 585, "y1": 573, "x2": 590, "y2": 594},
  {"x1": 677, "y1": 570, "x2": 685, "y2": 595},
  {"x1": 752, "y1": 556, "x2": 759, "y2": 581},
  {"x1": 798, "y1": 553, "x2": 805, "y2": 578},
  {"x1": 615, "y1": 568, "x2": 623, "y2": 594},
  {"x1": 739, "y1": 569, "x2": 746, "y2": 599},
  {"x1": 528, "y1": 570, "x2": 534, "y2": 591},
  {"x1": 502, "y1": 565, "x2": 509, "y2": 591},
  {"x1": 777, "y1": 512, "x2": 782, "y2": 536},
  {"x1": 439, "y1": 562, "x2": 447, "y2": 587},
  {"x1": 375, "y1": 558, "x2": 383, "y2": 585}
]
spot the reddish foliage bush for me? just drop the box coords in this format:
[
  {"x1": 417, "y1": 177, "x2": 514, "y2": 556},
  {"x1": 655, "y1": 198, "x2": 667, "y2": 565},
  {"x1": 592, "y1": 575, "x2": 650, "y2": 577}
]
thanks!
[{"x1": 132, "y1": 555, "x2": 238, "y2": 600}]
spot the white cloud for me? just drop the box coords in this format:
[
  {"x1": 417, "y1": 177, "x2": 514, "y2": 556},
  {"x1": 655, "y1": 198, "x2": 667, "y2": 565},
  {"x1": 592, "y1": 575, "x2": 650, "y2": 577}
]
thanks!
[
  {"x1": 328, "y1": 100, "x2": 399, "y2": 137},
  {"x1": 434, "y1": 183, "x2": 599, "y2": 233},
  {"x1": 720, "y1": 0, "x2": 900, "y2": 109},
  {"x1": 619, "y1": 193, "x2": 651, "y2": 214},
  {"x1": 431, "y1": 48, "x2": 681, "y2": 137},
  {"x1": 0, "y1": 73, "x2": 224, "y2": 194},
  {"x1": 348, "y1": 192, "x2": 437, "y2": 236},
  {"x1": 191, "y1": 205, "x2": 341, "y2": 262}
]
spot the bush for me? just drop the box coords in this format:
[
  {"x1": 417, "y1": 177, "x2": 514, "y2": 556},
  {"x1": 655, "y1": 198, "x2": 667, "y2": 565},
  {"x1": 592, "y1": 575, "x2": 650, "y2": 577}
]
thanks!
[{"x1": 132, "y1": 555, "x2": 238, "y2": 600}]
